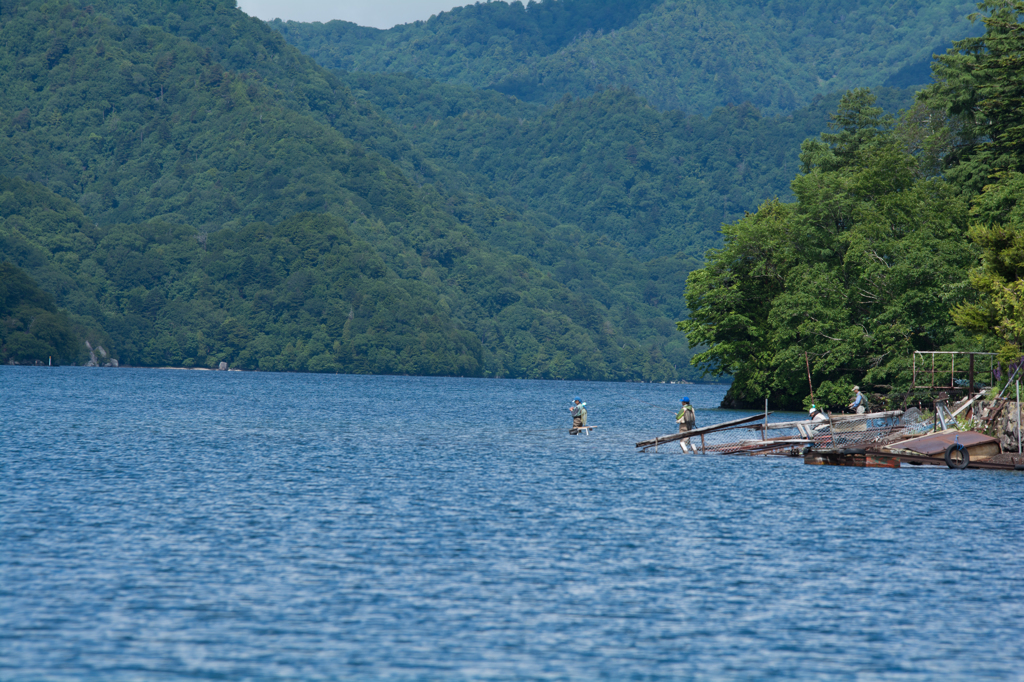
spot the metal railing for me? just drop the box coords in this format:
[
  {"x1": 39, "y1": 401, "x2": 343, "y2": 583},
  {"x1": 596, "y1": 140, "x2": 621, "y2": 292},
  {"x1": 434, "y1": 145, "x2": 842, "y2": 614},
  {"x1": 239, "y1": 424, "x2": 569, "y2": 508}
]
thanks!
[{"x1": 913, "y1": 351, "x2": 997, "y2": 392}]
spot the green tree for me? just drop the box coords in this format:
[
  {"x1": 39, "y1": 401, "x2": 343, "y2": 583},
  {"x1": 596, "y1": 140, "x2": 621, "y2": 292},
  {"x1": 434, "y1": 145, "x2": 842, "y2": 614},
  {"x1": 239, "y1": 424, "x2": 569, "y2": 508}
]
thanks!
[
  {"x1": 951, "y1": 171, "x2": 1024, "y2": 359},
  {"x1": 681, "y1": 91, "x2": 974, "y2": 409},
  {"x1": 919, "y1": 1, "x2": 1024, "y2": 361},
  {"x1": 0, "y1": 261, "x2": 85, "y2": 364}
]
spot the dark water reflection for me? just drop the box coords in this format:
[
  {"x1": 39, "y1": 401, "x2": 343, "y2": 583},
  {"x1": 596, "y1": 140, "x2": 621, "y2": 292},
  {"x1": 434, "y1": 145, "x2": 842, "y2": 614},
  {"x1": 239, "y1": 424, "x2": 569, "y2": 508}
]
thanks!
[{"x1": 2, "y1": 368, "x2": 1022, "y2": 680}]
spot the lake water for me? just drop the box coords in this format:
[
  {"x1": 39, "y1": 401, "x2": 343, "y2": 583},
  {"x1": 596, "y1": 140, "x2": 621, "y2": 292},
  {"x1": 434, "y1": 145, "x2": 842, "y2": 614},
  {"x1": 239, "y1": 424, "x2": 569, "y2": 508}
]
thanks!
[{"x1": 2, "y1": 367, "x2": 1023, "y2": 680}]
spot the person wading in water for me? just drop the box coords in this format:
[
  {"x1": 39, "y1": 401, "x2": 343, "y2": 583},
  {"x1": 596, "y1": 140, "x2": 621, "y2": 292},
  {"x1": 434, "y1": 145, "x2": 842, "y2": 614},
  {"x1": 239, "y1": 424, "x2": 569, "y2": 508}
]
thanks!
[
  {"x1": 676, "y1": 397, "x2": 696, "y2": 452},
  {"x1": 570, "y1": 397, "x2": 588, "y2": 435}
]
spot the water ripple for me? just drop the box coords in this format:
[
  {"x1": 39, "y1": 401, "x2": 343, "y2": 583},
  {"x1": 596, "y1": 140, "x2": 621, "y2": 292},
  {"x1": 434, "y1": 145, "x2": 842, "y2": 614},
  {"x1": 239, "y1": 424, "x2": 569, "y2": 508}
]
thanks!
[{"x1": 2, "y1": 367, "x2": 1023, "y2": 680}]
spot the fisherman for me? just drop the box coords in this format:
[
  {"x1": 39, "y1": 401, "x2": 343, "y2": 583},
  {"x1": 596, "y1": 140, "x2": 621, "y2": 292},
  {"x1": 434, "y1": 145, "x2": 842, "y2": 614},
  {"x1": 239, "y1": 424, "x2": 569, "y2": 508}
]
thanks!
[
  {"x1": 676, "y1": 397, "x2": 696, "y2": 452},
  {"x1": 570, "y1": 397, "x2": 588, "y2": 434},
  {"x1": 808, "y1": 405, "x2": 829, "y2": 433},
  {"x1": 849, "y1": 386, "x2": 866, "y2": 414}
]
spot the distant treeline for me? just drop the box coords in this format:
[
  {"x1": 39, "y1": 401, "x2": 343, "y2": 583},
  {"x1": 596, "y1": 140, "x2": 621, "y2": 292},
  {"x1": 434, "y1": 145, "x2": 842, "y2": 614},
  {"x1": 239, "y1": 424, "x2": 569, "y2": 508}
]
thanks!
[{"x1": 272, "y1": 0, "x2": 979, "y2": 116}]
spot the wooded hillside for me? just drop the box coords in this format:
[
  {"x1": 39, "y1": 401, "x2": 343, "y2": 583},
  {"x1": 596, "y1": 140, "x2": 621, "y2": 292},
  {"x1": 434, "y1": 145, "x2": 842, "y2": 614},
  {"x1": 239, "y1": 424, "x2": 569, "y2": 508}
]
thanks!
[
  {"x1": 272, "y1": 0, "x2": 979, "y2": 116},
  {"x1": 6, "y1": 0, "x2": 1013, "y2": 390},
  {"x1": 0, "y1": 0, "x2": 697, "y2": 378}
]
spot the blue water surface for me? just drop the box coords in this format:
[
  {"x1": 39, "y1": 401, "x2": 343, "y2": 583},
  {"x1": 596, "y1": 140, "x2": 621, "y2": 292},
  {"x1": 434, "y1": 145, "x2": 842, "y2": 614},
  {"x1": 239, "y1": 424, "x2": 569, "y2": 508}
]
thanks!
[{"x1": 2, "y1": 367, "x2": 1022, "y2": 681}]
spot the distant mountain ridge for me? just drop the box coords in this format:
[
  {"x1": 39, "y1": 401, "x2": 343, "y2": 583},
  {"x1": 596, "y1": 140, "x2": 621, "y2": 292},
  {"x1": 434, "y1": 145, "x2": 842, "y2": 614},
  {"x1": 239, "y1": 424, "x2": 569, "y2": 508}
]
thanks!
[
  {"x1": 0, "y1": 0, "x2": 704, "y2": 379},
  {"x1": 342, "y1": 72, "x2": 916, "y2": 264},
  {"x1": 271, "y1": 0, "x2": 980, "y2": 115}
]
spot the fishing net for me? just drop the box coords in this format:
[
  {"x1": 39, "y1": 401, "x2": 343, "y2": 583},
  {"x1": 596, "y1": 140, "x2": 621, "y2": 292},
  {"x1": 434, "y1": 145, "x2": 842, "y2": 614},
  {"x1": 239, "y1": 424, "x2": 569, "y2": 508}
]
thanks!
[
  {"x1": 898, "y1": 407, "x2": 936, "y2": 436},
  {"x1": 823, "y1": 412, "x2": 908, "y2": 450}
]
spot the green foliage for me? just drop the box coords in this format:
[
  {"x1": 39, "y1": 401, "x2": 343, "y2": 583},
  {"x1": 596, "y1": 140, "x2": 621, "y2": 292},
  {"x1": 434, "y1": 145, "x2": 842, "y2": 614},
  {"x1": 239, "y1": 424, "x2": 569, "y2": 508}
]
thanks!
[
  {"x1": 0, "y1": 260, "x2": 85, "y2": 364},
  {"x1": 919, "y1": 1, "x2": 1024, "y2": 360},
  {"x1": 681, "y1": 91, "x2": 975, "y2": 409},
  {"x1": 3, "y1": 0, "x2": 997, "y2": 387},
  {"x1": 0, "y1": 0, "x2": 707, "y2": 379},
  {"x1": 273, "y1": 0, "x2": 979, "y2": 116},
  {"x1": 0, "y1": 173, "x2": 695, "y2": 379},
  {"x1": 951, "y1": 174, "x2": 1024, "y2": 359},
  {"x1": 920, "y1": 1, "x2": 1024, "y2": 190},
  {"x1": 807, "y1": 380, "x2": 855, "y2": 414},
  {"x1": 345, "y1": 72, "x2": 917, "y2": 265},
  {"x1": 0, "y1": 0, "x2": 423, "y2": 230}
]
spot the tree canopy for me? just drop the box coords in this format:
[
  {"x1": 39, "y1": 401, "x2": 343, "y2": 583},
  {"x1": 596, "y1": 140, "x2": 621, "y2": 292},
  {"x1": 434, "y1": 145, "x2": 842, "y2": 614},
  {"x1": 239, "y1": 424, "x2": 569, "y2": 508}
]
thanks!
[
  {"x1": 0, "y1": 0, "x2": 702, "y2": 378},
  {"x1": 681, "y1": 0, "x2": 1024, "y2": 408},
  {"x1": 5, "y1": 0, "x2": 1015, "y2": 387},
  {"x1": 0, "y1": 259, "x2": 101, "y2": 365},
  {"x1": 273, "y1": 0, "x2": 980, "y2": 116},
  {"x1": 919, "y1": 0, "x2": 1024, "y2": 362},
  {"x1": 681, "y1": 91, "x2": 976, "y2": 409}
]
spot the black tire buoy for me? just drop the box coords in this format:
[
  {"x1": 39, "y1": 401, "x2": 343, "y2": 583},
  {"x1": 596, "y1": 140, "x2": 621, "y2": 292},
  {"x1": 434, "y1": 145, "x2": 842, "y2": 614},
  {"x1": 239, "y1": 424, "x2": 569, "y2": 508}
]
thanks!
[{"x1": 944, "y1": 442, "x2": 970, "y2": 469}]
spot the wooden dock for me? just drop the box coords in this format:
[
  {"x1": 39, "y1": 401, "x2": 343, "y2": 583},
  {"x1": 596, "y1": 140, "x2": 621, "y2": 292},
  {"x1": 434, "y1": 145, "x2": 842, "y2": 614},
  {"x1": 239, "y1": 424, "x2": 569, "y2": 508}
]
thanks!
[
  {"x1": 635, "y1": 406, "x2": 1023, "y2": 470},
  {"x1": 805, "y1": 430, "x2": 1024, "y2": 470}
]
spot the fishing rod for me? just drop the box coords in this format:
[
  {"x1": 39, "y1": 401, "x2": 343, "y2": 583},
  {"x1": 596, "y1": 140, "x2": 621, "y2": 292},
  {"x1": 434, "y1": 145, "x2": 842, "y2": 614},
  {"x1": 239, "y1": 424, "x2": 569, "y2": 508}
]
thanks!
[{"x1": 636, "y1": 398, "x2": 679, "y2": 414}]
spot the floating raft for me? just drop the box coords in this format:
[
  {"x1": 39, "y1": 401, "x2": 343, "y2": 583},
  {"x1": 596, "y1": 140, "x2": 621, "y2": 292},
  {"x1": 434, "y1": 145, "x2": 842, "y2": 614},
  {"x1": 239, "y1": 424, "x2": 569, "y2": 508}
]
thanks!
[
  {"x1": 636, "y1": 408, "x2": 1024, "y2": 470},
  {"x1": 866, "y1": 429, "x2": 1022, "y2": 470},
  {"x1": 807, "y1": 428, "x2": 1023, "y2": 470},
  {"x1": 805, "y1": 451, "x2": 901, "y2": 468}
]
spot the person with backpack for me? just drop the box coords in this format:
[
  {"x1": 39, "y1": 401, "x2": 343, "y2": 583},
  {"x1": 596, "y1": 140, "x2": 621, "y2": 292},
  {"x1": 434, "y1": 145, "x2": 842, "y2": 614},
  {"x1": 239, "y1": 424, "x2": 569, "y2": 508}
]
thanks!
[
  {"x1": 676, "y1": 397, "x2": 696, "y2": 452},
  {"x1": 849, "y1": 386, "x2": 867, "y2": 414},
  {"x1": 570, "y1": 397, "x2": 588, "y2": 434}
]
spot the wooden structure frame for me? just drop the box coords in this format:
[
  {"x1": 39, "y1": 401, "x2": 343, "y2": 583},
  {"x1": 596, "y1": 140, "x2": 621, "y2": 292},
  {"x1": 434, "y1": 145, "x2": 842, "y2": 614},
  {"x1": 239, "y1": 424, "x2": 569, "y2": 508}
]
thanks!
[{"x1": 912, "y1": 351, "x2": 997, "y2": 393}]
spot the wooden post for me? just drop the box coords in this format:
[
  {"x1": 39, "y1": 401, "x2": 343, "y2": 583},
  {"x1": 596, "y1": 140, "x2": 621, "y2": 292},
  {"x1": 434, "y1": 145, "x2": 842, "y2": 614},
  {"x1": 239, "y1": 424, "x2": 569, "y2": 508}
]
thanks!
[
  {"x1": 805, "y1": 351, "x2": 814, "y2": 399},
  {"x1": 970, "y1": 353, "x2": 975, "y2": 395},
  {"x1": 763, "y1": 398, "x2": 768, "y2": 440}
]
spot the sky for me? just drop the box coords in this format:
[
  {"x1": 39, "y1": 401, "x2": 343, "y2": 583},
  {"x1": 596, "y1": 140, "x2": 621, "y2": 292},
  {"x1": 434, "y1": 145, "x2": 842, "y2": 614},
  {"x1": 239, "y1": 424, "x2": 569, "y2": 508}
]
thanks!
[{"x1": 236, "y1": 0, "x2": 476, "y2": 29}]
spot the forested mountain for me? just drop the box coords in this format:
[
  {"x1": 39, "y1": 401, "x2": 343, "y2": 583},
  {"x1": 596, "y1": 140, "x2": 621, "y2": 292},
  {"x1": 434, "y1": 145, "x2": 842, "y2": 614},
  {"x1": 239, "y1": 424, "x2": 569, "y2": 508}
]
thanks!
[
  {"x1": 271, "y1": 0, "x2": 979, "y2": 116},
  {"x1": 343, "y1": 73, "x2": 914, "y2": 261},
  {"x1": 0, "y1": 0, "x2": 697, "y2": 379},
  {"x1": 6, "y1": 0, "x2": 1013, "y2": 392}
]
